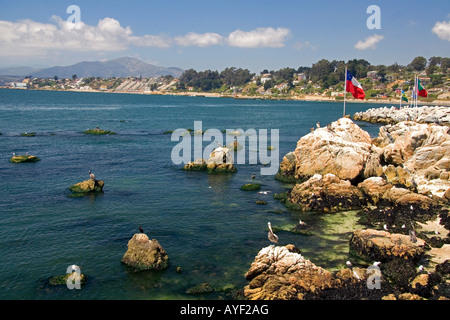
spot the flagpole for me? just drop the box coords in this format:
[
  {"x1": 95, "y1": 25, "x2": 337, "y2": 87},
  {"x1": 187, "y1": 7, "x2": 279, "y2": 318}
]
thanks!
[{"x1": 343, "y1": 66, "x2": 347, "y2": 118}]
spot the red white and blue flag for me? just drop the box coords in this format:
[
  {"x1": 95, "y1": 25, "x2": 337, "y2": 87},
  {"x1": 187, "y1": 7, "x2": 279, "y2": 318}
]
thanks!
[{"x1": 346, "y1": 71, "x2": 365, "y2": 100}]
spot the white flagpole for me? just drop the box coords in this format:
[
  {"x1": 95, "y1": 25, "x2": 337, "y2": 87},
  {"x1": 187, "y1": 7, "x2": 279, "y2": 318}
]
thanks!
[
  {"x1": 415, "y1": 75, "x2": 418, "y2": 108},
  {"x1": 343, "y1": 66, "x2": 347, "y2": 118}
]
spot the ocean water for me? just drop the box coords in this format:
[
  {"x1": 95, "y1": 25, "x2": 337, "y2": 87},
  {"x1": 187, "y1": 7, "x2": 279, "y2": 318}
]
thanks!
[{"x1": 0, "y1": 89, "x2": 384, "y2": 300}]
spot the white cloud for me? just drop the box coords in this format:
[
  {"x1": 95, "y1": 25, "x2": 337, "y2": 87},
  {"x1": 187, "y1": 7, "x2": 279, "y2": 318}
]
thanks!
[
  {"x1": 293, "y1": 41, "x2": 317, "y2": 51},
  {"x1": 432, "y1": 20, "x2": 450, "y2": 41},
  {"x1": 0, "y1": 16, "x2": 171, "y2": 57},
  {"x1": 227, "y1": 27, "x2": 291, "y2": 48},
  {"x1": 174, "y1": 32, "x2": 224, "y2": 47},
  {"x1": 354, "y1": 34, "x2": 384, "y2": 50}
]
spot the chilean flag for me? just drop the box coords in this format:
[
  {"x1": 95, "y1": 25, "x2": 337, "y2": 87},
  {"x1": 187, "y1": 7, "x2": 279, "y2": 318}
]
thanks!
[{"x1": 346, "y1": 71, "x2": 365, "y2": 100}]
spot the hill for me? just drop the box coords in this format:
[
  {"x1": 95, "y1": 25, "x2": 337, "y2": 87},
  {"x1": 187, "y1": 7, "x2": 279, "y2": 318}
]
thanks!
[{"x1": 32, "y1": 57, "x2": 183, "y2": 79}]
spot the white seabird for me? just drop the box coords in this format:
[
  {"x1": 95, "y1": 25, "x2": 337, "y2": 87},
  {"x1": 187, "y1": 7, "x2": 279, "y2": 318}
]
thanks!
[{"x1": 267, "y1": 222, "x2": 279, "y2": 244}]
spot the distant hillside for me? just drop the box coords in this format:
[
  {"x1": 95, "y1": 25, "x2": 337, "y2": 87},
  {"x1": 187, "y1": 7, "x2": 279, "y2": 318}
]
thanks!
[
  {"x1": 0, "y1": 66, "x2": 41, "y2": 76},
  {"x1": 32, "y1": 57, "x2": 183, "y2": 79}
]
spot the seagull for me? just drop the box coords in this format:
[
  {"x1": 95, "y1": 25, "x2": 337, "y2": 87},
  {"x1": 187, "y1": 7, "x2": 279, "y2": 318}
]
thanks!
[
  {"x1": 373, "y1": 261, "x2": 381, "y2": 267},
  {"x1": 316, "y1": 122, "x2": 320, "y2": 128},
  {"x1": 298, "y1": 220, "x2": 307, "y2": 227},
  {"x1": 418, "y1": 265, "x2": 424, "y2": 272},
  {"x1": 267, "y1": 222, "x2": 279, "y2": 244},
  {"x1": 410, "y1": 205, "x2": 414, "y2": 211},
  {"x1": 346, "y1": 261, "x2": 352, "y2": 268},
  {"x1": 138, "y1": 225, "x2": 144, "y2": 233},
  {"x1": 383, "y1": 224, "x2": 388, "y2": 231},
  {"x1": 12, "y1": 152, "x2": 16, "y2": 156},
  {"x1": 401, "y1": 224, "x2": 406, "y2": 229},
  {"x1": 89, "y1": 170, "x2": 95, "y2": 180}
]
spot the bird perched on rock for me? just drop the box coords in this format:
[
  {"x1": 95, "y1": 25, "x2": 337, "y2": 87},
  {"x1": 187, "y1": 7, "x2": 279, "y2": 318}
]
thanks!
[
  {"x1": 373, "y1": 261, "x2": 381, "y2": 267},
  {"x1": 298, "y1": 220, "x2": 307, "y2": 227},
  {"x1": 267, "y1": 222, "x2": 278, "y2": 244},
  {"x1": 418, "y1": 265, "x2": 424, "y2": 272},
  {"x1": 251, "y1": 173, "x2": 256, "y2": 179},
  {"x1": 89, "y1": 170, "x2": 95, "y2": 181},
  {"x1": 138, "y1": 225, "x2": 144, "y2": 234}
]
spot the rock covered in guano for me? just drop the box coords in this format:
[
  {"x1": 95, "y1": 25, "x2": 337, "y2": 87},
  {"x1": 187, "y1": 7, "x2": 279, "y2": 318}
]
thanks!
[
  {"x1": 121, "y1": 233, "x2": 169, "y2": 271},
  {"x1": 244, "y1": 245, "x2": 333, "y2": 300},
  {"x1": 291, "y1": 118, "x2": 372, "y2": 181},
  {"x1": 350, "y1": 229, "x2": 426, "y2": 262}
]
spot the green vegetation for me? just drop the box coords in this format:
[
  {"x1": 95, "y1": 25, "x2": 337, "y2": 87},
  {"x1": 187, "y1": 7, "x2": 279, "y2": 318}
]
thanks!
[
  {"x1": 21, "y1": 132, "x2": 36, "y2": 137},
  {"x1": 12, "y1": 55, "x2": 450, "y2": 102},
  {"x1": 10, "y1": 155, "x2": 40, "y2": 163},
  {"x1": 48, "y1": 272, "x2": 87, "y2": 286},
  {"x1": 83, "y1": 128, "x2": 116, "y2": 135},
  {"x1": 240, "y1": 183, "x2": 261, "y2": 191}
]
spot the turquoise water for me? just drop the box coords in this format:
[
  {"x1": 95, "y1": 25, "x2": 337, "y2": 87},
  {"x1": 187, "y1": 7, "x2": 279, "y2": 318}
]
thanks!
[{"x1": 0, "y1": 89, "x2": 383, "y2": 300}]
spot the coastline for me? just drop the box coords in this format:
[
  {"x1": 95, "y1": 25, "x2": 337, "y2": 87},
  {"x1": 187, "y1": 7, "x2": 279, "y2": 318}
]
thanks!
[{"x1": 2, "y1": 86, "x2": 450, "y2": 106}]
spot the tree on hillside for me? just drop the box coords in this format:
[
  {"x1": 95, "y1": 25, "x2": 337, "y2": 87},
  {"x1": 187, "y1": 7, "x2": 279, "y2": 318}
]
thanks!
[{"x1": 409, "y1": 56, "x2": 427, "y2": 71}]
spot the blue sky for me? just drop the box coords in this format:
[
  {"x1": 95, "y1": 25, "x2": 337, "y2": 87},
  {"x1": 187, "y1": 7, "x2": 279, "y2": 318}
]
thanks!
[{"x1": 0, "y1": 0, "x2": 449, "y2": 72}]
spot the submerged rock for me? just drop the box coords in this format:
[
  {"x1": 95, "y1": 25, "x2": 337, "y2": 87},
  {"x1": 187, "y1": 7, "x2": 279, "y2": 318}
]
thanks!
[
  {"x1": 83, "y1": 128, "x2": 116, "y2": 135},
  {"x1": 121, "y1": 233, "x2": 169, "y2": 271},
  {"x1": 48, "y1": 272, "x2": 87, "y2": 286},
  {"x1": 10, "y1": 155, "x2": 40, "y2": 163}
]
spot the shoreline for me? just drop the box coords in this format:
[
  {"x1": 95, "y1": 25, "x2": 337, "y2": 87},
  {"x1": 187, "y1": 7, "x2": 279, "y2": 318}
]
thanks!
[{"x1": 2, "y1": 87, "x2": 450, "y2": 106}]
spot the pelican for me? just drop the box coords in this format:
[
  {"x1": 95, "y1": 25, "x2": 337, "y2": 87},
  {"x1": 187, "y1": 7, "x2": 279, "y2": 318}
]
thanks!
[
  {"x1": 267, "y1": 222, "x2": 279, "y2": 244},
  {"x1": 138, "y1": 225, "x2": 144, "y2": 233},
  {"x1": 409, "y1": 229, "x2": 417, "y2": 243},
  {"x1": 89, "y1": 170, "x2": 95, "y2": 180}
]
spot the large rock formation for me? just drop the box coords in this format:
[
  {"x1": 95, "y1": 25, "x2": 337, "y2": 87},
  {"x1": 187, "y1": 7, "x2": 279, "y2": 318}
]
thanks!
[
  {"x1": 244, "y1": 245, "x2": 333, "y2": 300},
  {"x1": 291, "y1": 118, "x2": 372, "y2": 182},
  {"x1": 353, "y1": 106, "x2": 450, "y2": 126},
  {"x1": 349, "y1": 229, "x2": 426, "y2": 262},
  {"x1": 121, "y1": 233, "x2": 169, "y2": 271},
  {"x1": 288, "y1": 173, "x2": 367, "y2": 212}
]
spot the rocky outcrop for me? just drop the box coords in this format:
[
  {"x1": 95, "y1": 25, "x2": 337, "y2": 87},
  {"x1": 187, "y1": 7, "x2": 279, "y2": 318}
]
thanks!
[
  {"x1": 353, "y1": 106, "x2": 450, "y2": 126},
  {"x1": 290, "y1": 118, "x2": 372, "y2": 182},
  {"x1": 288, "y1": 174, "x2": 367, "y2": 212},
  {"x1": 121, "y1": 233, "x2": 169, "y2": 271},
  {"x1": 349, "y1": 229, "x2": 426, "y2": 262},
  {"x1": 183, "y1": 146, "x2": 237, "y2": 173},
  {"x1": 244, "y1": 245, "x2": 333, "y2": 300},
  {"x1": 69, "y1": 179, "x2": 104, "y2": 193}
]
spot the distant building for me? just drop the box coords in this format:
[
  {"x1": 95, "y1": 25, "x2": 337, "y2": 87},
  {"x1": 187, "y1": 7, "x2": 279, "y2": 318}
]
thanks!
[{"x1": 367, "y1": 71, "x2": 378, "y2": 80}]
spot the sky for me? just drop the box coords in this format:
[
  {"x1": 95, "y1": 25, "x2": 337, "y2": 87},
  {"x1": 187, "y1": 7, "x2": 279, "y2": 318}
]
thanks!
[{"x1": 0, "y1": 0, "x2": 449, "y2": 73}]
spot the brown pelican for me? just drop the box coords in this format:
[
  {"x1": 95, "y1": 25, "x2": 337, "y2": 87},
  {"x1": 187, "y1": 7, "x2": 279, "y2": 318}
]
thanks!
[{"x1": 267, "y1": 222, "x2": 278, "y2": 244}]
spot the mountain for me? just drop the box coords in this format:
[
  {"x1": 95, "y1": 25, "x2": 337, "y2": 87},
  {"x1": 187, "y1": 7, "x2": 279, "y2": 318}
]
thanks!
[
  {"x1": 32, "y1": 57, "x2": 183, "y2": 79},
  {"x1": 0, "y1": 66, "x2": 41, "y2": 76}
]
